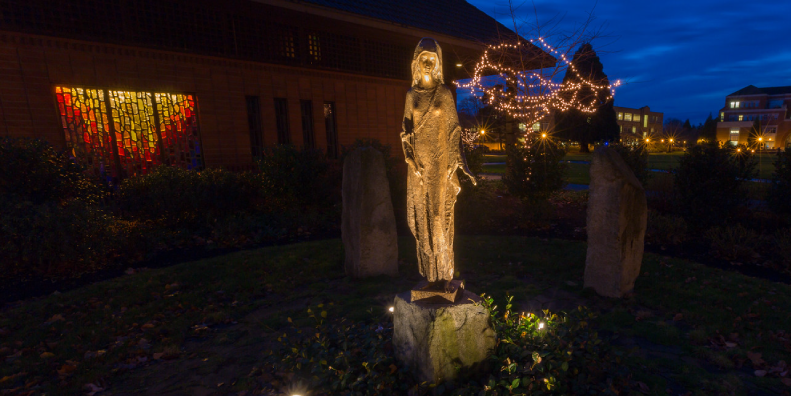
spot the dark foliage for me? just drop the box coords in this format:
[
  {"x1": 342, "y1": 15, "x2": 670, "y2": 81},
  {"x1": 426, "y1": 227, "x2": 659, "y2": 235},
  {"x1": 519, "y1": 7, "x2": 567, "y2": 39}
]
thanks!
[
  {"x1": 265, "y1": 296, "x2": 632, "y2": 395},
  {"x1": 553, "y1": 44, "x2": 619, "y2": 152},
  {"x1": 610, "y1": 143, "x2": 650, "y2": 184},
  {"x1": 258, "y1": 144, "x2": 341, "y2": 208},
  {"x1": 503, "y1": 137, "x2": 567, "y2": 202},
  {"x1": 673, "y1": 143, "x2": 756, "y2": 229},
  {"x1": 117, "y1": 166, "x2": 262, "y2": 228},
  {"x1": 767, "y1": 149, "x2": 791, "y2": 215},
  {"x1": 0, "y1": 137, "x2": 103, "y2": 205}
]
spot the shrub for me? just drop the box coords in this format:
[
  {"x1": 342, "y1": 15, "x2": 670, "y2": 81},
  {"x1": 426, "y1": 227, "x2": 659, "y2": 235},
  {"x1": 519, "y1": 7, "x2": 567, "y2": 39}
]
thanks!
[
  {"x1": 0, "y1": 137, "x2": 103, "y2": 205},
  {"x1": 774, "y1": 228, "x2": 791, "y2": 271},
  {"x1": 673, "y1": 143, "x2": 756, "y2": 230},
  {"x1": 463, "y1": 145, "x2": 486, "y2": 177},
  {"x1": 258, "y1": 144, "x2": 340, "y2": 208},
  {"x1": 503, "y1": 137, "x2": 567, "y2": 202},
  {"x1": 265, "y1": 296, "x2": 631, "y2": 395},
  {"x1": 646, "y1": 210, "x2": 687, "y2": 246},
  {"x1": 705, "y1": 224, "x2": 763, "y2": 262},
  {"x1": 117, "y1": 166, "x2": 261, "y2": 228},
  {"x1": 766, "y1": 149, "x2": 791, "y2": 215},
  {"x1": 610, "y1": 143, "x2": 650, "y2": 184},
  {"x1": 0, "y1": 198, "x2": 119, "y2": 279},
  {"x1": 456, "y1": 179, "x2": 499, "y2": 232}
]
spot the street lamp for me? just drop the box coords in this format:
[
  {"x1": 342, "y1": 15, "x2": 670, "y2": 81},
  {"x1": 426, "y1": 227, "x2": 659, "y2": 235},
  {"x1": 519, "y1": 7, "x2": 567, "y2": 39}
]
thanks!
[{"x1": 541, "y1": 133, "x2": 547, "y2": 138}]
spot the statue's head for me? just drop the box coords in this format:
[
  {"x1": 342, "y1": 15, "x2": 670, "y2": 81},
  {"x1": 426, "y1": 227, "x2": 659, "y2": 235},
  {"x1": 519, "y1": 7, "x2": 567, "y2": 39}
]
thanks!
[{"x1": 411, "y1": 38, "x2": 443, "y2": 87}]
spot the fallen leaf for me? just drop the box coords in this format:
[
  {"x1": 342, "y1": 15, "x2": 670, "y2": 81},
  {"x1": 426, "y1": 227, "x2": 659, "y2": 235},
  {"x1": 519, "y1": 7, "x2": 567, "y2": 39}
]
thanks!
[
  {"x1": 747, "y1": 351, "x2": 765, "y2": 367},
  {"x1": 782, "y1": 378, "x2": 791, "y2": 387},
  {"x1": 84, "y1": 383, "x2": 105, "y2": 396},
  {"x1": 141, "y1": 323, "x2": 155, "y2": 329},
  {"x1": 725, "y1": 342, "x2": 737, "y2": 348},
  {"x1": 40, "y1": 352, "x2": 55, "y2": 359},
  {"x1": 46, "y1": 314, "x2": 65, "y2": 323},
  {"x1": 125, "y1": 268, "x2": 135, "y2": 275},
  {"x1": 673, "y1": 313, "x2": 683, "y2": 321},
  {"x1": 389, "y1": 364, "x2": 397, "y2": 374},
  {"x1": 755, "y1": 370, "x2": 767, "y2": 377},
  {"x1": 636, "y1": 381, "x2": 650, "y2": 394},
  {"x1": 153, "y1": 353, "x2": 164, "y2": 360},
  {"x1": 57, "y1": 364, "x2": 77, "y2": 376}
]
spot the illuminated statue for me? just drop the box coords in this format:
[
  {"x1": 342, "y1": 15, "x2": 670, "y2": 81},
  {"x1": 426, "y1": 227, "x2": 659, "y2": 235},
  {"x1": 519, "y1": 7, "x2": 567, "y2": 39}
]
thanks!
[{"x1": 400, "y1": 38, "x2": 476, "y2": 288}]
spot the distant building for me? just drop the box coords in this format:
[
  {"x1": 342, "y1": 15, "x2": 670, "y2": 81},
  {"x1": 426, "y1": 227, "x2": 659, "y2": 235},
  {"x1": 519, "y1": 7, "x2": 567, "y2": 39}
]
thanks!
[
  {"x1": 614, "y1": 106, "x2": 663, "y2": 144},
  {"x1": 716, "y1": 85, "x2": 791, "y2": 149},
  {"x1": 0, "y1": 0, "x2": 534, "y2": 178}
]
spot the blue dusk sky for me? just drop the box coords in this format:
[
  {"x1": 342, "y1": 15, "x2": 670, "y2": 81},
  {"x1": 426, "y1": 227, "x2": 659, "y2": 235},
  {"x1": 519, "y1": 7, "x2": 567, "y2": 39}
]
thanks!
[{"x1": 465, "y1": 0, "x2": 791, "y2": 124}]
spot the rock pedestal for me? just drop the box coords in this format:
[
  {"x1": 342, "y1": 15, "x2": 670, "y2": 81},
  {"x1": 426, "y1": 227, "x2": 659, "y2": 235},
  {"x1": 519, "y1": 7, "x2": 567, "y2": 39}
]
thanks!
[
  {"x1": 393, "y1": 290, "x2": 495, "y2": 383},
  {"x1": 584, "y1": 146, "x2": 648, "y2": 298},
  {"x1": 342, "y1": 147, "x2": 398, "y2": 278}
]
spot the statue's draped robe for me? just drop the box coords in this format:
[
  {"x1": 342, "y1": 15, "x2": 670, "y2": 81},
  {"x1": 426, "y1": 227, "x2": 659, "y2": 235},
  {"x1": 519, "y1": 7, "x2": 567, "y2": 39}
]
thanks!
[{"x1": 401, "y1": 84, "x2": 462, "y2": 282}]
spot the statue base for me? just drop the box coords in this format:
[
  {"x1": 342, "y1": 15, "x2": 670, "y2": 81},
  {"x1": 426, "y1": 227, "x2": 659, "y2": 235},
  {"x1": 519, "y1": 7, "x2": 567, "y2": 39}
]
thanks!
[
  {"x1": 410, "y1": 280, "x2": 464, "y2": 303},
  {"x1": 392, "y1": 290, "x2": 496, "y2": 383}
]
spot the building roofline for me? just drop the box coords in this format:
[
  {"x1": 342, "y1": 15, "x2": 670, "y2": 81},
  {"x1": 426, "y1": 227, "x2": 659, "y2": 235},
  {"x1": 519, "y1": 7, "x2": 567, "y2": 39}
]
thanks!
[{"x1": 254, "y1": 0, "x2": 495, "y2": 51}]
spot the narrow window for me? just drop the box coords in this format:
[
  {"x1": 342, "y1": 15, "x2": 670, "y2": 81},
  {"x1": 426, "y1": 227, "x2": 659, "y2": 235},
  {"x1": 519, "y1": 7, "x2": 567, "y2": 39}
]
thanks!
[
  {"x1": 631, "y1": 126, "x2": 636, "y2": 133},
  {"x1": 643, "y1": 116, "x2": 648, "y2": 128},
  {"x1": 274, "y1": 98, "x2": 290, "y2": 144},
  {"x1": 246, "y1": 96, "x2": 263, "y2": 158},
  {"x1": 308, "y1": 34, "x2": 321, "y2": 62},
  {"x1": 738, "y1": 115, "x2": 743, "y2": 121},
  {"x1": 617, "y1": 112, "x2": 623, "y2": 120},
  {"x1": 720, "y1": 112, "x2": 724, "y2": 121},
  {"x1": 300, "y1": 100, "x2": 315, "y2": 149},
  {"x1": 324, "y1": 102, "x2": 338, "y2": 159}
]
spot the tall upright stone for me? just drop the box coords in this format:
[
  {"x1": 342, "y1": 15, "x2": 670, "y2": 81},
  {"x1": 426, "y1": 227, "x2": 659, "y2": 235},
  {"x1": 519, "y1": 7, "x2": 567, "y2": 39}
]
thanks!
[
  {"x1": 585, "y1": 146, "x2": 648, "y2": 298},
  {"x1": 342, "y1": 147, "x2": 398, "y2": 278}
]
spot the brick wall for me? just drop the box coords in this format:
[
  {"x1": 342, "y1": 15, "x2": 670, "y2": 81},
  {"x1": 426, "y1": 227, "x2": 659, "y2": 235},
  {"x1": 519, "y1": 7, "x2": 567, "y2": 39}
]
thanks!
[{"x1": 0, "y1": 31, "x2": 411, "y2": 169}]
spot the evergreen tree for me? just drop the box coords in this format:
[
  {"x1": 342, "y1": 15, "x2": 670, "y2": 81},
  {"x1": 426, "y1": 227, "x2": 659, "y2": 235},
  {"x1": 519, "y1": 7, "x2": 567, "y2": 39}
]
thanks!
[
  {"x1": 699, "y1": 113, "x2": 717, "y2": 142},
  {"x1": 554, "y1": 43, "x2": 619, "y2": 153}
]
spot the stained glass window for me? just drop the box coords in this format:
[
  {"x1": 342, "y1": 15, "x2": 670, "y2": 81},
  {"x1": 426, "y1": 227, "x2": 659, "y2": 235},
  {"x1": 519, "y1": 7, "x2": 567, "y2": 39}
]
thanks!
[
  {"x1": 108, "y1": 90, "x2": 158, "y2": 175},
  {"x1": 55, "y1": 86, "x2": 202, "y2": 179},
  {"x1": 55, "y1": 87, "x2": 116, "y2": 177},
  {"x1": 154, "y1": 93, "x2": 202, "y2": 170}
]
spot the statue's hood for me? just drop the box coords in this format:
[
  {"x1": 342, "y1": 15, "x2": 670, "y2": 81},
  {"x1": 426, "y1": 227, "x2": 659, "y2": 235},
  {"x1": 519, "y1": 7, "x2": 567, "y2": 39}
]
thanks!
[{"x1": 413, "y1": 37, "x2": 442, "y2": 66}]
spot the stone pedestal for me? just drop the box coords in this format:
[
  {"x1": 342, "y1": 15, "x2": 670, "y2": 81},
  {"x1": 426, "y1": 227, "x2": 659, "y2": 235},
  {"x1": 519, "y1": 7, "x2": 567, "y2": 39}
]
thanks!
[
  {"x1": 585, "y1": 146, "x2": 648, "y2": 298},
  {"x1": 392, "y1": 290, "x2": 495, "y2": 383},
  {"x1": 341, "y1": 147, "x2": 398, "y2": 278}
]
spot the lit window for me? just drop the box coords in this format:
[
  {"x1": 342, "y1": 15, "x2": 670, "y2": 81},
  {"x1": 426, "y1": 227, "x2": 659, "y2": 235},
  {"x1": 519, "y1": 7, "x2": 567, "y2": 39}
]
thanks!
[
  {"x1": 55, "y1": 86, "x2": 202, "y2": 178},
  {"x1": 730, "y1": 102, "x2": 735, "y2": 108},
  {"x1": 633, "y1": 114, "x2": 640, "y2": 122},
  {"x1": 720, "y1": 112, "x2": 724, "y2": 121},
  {"x1": 650, "y1": 128, "x2": 654, "y2": 133},
  {"x1": 532, "y1": 123, "x2": 540, "y2": 132},
  {"x1": 730, "y1": 128, "x2": 739, "y2": 142},
  {"x1": 624, "y1": 113, "x2": 632, "y2": 121},
  {"x1": 617, "y1": 112, "x2": 623, "y2": 120},
  {"x1": 738, "y1": 115, "x2": 743, "y2": 121},
  {"x1": 518, "y1": 123, "x2": 527, "y2": 132},
  {"x1": 308, "y1": 34, "x2": 321, "y2": 62},
  {"x1": 631, "y1": 126, "x2": 636, "y2": 133}
]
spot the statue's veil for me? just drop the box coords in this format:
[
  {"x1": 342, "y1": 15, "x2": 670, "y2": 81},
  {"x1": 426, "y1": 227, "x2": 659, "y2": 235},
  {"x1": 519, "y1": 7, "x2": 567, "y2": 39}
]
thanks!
[{"x1": 411, "y1": 38, "x2": 443, "y2": 86}]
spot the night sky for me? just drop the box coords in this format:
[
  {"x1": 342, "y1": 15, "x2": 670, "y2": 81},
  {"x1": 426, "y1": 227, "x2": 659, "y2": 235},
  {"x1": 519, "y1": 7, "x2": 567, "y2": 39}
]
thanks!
[{"x1": 465, "y1": 0, "x2": 791, "y2": 124}]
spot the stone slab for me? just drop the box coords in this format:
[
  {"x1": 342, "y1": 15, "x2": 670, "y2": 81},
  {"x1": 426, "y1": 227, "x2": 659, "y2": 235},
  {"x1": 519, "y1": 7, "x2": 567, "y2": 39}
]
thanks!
[
  {"x1": 584, "y1": 146, "x2": 648, "y2": 298},
  {"x1": 341, "y1": 147, "x2": 398, "y2": 278},
  {"x1": 393, "y1": 290, "x2": 496, "y2": 383}
]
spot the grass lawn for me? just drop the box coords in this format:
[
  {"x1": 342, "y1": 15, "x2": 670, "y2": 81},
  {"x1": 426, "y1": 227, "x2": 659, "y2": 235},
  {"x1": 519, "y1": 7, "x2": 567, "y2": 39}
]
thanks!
[{"x1": 2, "y1": 237, "x2": 791, "y2": 394}]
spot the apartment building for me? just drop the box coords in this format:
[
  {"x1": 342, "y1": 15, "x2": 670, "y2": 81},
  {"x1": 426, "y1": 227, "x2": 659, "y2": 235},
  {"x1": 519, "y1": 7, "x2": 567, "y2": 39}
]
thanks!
[
  {"x1": 614, "y1": 105, "x2": 663, "y2": 144},
  {"x1": 716, "y1": 85, "x2": 791, "y2": 149}
]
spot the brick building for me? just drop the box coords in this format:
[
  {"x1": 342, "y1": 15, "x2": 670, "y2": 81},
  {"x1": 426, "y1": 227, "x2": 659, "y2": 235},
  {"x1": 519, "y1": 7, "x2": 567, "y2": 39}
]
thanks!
[
  {"x1": 716, "y1": 85, "x2": 791, "y2": 149},
  {"x1": 613, "y1": 105, "x2": 663, "y2": 144},
  {"x1": 0, "y1": 0, "x2": 533, "y2": 178}
]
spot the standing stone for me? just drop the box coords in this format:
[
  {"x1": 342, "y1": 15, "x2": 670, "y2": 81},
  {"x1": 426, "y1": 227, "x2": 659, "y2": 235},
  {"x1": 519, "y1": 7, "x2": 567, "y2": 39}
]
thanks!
[
  {"x1": 392, "y1": 291, "x2": 495, "y2": 383},
  {"x1": 585, "y1": 146, "x2": 648, "y2": 298},
  {"x1": 342, "y1": 147, "x2": 398, "y2": 278}
]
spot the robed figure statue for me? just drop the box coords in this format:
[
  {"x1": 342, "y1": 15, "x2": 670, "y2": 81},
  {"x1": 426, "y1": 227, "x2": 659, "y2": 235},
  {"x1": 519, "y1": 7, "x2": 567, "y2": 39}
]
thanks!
[{"x1": 400, "y1": 38, "x2": 476, "y2": 287}]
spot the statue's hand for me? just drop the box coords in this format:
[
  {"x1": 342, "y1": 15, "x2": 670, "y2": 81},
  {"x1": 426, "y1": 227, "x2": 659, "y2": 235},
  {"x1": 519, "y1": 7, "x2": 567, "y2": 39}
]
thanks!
[{"x1": 462, "y1": 166, "x2": 477, "y2": 186}]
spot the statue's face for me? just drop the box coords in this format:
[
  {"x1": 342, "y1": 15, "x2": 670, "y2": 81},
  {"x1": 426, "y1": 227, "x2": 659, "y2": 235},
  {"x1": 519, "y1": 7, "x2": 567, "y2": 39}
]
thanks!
[{"x1": 418, "y1": 52, "x2": 437, "y2": 84}]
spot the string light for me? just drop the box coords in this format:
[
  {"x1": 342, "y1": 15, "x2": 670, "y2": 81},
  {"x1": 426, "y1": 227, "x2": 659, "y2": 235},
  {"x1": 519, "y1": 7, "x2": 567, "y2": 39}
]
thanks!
[{"x1": 456, "y1": 38, "x2": 620, "y2": 145}]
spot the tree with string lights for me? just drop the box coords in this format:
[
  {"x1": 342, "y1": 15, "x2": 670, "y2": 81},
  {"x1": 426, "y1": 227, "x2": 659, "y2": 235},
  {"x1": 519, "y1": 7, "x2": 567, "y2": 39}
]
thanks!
[{"x1": 553, "y1": 43, "x2": 619, "y2": 152}]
